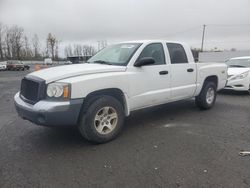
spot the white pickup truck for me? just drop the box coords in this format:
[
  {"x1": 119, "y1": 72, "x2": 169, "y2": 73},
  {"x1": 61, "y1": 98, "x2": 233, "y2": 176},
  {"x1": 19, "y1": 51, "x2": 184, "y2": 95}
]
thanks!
[{"x1": 14, "y1": 40, "x2": 227, "y2": 143}]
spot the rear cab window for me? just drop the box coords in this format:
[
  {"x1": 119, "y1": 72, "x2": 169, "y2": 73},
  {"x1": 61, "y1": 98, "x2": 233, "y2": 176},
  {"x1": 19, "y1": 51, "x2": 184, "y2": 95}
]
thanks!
[{"x1": 167, "y1": 43, "x2": 188, "y2": 64}]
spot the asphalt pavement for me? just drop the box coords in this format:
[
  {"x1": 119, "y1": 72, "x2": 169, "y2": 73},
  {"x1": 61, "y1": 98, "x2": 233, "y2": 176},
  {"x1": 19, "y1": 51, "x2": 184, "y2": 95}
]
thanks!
[{"x1": 0, "y1": 70, "x2": 250, "y2": 188}]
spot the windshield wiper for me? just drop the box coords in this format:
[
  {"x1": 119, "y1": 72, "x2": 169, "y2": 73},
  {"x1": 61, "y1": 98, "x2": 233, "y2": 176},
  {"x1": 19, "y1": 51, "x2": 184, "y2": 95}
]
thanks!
[
  {"x1": 92, "y1": 60, "x2": 113, "y2": 65},
  {"x1": 229, "y1": 65, "x2": 246, "y2": 68}
]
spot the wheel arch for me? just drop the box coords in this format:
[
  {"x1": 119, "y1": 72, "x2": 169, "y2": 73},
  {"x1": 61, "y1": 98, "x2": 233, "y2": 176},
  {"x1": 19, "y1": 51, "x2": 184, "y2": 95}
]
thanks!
[
  {"x1": 204, "y1": 75, "x2": 218, "y2": 88},
  {"x1": 80, "y1": 88, "x2": 129, "y2": 118}
]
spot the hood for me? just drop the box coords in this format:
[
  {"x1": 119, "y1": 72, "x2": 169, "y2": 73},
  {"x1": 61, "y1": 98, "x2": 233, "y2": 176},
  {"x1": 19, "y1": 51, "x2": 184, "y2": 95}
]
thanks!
[
  {"x1": 227, "y1": 67, "x2": 250, "y2": 76},
  {"x1": 28, "y1": 64, "x2": 126, "y2": 83}
]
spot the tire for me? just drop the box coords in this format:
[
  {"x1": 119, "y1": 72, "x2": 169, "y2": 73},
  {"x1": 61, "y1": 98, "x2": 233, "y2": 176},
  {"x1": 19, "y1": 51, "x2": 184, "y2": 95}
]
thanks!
[
  {"x1": 195, "y1": 82, "x2": 217, "y2": 110},
  {"x1": 78, "y1": 95, "x2": 125, "y2": 143}
]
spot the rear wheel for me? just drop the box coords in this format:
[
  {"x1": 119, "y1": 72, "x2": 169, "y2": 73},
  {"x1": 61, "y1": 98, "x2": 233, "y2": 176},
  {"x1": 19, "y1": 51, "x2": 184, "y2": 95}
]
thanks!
[
  {"x1": 195, "y1": 82, "x2": 217, "y2": 110},
  {"x1": 78, "y1": 95, "x2": 125, "y2": 143}
]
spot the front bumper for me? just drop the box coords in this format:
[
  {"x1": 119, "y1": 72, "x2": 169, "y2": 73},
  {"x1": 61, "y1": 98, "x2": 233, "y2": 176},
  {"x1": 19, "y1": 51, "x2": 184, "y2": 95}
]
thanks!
[
  {"x1": 14, "y1": 92, "x2": 83, "y2": 126},
  {"x1": 225, "y1": 78, "x2": 250, "y2": 91}
]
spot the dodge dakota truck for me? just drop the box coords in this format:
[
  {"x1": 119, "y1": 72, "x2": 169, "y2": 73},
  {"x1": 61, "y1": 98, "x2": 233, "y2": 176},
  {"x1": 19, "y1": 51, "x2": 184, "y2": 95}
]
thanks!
[{"x1": 14, "y1": 40, "x2": 227, "y2": 143}]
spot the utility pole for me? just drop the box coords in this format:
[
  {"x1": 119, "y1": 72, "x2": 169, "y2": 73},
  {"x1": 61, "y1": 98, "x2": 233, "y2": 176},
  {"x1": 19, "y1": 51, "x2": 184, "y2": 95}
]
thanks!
[{"x1": 201, "y1": 24, "x2": 206, "y2": 52}]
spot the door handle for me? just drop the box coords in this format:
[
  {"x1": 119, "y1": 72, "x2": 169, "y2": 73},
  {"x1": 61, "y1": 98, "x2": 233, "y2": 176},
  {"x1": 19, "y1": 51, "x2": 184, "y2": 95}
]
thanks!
[
  {"x1": 187, "y1": 68, "x2": 194, "y2": 72},
  {"x1": 159, "y1": 70, "x2": 168, "y2": 75}
]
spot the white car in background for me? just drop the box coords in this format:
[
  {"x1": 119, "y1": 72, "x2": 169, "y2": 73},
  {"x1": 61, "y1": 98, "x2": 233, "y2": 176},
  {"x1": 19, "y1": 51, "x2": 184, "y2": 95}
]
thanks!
[
  {"x1": 0, "y1": 61, "x2": 7, "y2": 70},
  {"x1": 64, "y1": 60, "x2": 72, "y2": 65},
  {"x1": 44, "y1": 58, "x2": 53, "y2": 65},
  {"x1": 225, "y1": 56, "x2": 250, "y2": 92}
]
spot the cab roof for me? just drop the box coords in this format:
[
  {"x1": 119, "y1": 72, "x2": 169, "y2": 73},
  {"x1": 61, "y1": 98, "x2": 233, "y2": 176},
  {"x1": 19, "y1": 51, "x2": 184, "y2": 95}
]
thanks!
[
  {"x1": 119, "y1": 39, "x2": 186, "y2": 45},
  {"x1": 230, "y1": 56, "x2": 250, "y2": 60}
]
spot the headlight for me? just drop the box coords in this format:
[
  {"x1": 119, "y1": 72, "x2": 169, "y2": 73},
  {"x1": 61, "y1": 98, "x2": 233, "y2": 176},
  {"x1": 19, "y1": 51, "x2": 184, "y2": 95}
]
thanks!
[
  {"x1": 231, "y1": 72, "x2": 249, "y2": 80},
  {"x1": 46, "y1": 83, "x2": 70, "y2": 99}
]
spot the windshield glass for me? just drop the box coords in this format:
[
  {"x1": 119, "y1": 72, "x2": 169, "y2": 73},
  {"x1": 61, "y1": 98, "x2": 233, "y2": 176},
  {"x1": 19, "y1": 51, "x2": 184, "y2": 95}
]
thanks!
[
  {"x1": 226, "y1": 59, "x2": 250, "y2": 68},
  {"x1": 88, "y1": 43, "x2": 142, "y2": 66}
]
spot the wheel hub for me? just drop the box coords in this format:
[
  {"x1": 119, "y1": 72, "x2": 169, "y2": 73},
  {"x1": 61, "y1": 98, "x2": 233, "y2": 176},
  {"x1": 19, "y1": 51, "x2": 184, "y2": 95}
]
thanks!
[
  {"x1": 94, "y1": 106, "x2": 118, "y2": 135},
  {"x1": 206, "y1": 87, "x2": 215, "y2": 104}
]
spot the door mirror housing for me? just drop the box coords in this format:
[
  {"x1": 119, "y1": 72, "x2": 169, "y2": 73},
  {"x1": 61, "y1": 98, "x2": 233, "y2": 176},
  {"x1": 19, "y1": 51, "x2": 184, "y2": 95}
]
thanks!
[{"x1": 134, "y1": 57, "x2": 155, "y2": 67}]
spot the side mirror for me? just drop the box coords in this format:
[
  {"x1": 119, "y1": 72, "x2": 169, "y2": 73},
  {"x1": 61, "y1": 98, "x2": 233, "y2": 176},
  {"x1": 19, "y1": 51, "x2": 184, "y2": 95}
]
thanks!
[{"x1": 134, "y1": 57, "x2": 155, "y2": 67}]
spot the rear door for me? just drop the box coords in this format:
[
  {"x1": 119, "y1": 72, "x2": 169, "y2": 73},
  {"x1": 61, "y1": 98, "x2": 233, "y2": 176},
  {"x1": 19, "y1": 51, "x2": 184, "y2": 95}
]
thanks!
[{"x1": 166, "y1": 43, "x2": 196, "y2": 100}]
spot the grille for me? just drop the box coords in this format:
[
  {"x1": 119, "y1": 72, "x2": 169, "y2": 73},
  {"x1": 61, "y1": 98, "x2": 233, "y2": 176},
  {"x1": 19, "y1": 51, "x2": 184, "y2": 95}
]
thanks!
[{"x1": 20, "y1": 77, "x2": 45, "y2": 104}]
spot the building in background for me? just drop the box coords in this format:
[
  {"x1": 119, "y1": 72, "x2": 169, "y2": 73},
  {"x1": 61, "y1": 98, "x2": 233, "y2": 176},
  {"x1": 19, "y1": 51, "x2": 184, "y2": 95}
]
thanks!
[{"x1": 199, "y1": 51, "x2": 250, "y2": 62}]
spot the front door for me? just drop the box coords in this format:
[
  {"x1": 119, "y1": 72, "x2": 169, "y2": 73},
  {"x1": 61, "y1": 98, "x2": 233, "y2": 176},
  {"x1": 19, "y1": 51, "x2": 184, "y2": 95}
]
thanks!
[{"x1": 129, "y1": 43, "x2": 171, "y2": 110}]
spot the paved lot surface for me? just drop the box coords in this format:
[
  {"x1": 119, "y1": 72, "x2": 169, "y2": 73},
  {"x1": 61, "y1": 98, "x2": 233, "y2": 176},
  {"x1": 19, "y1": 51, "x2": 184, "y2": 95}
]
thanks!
[{"x1": 0, "y1": 70, "x2": 250, "y2": 188}]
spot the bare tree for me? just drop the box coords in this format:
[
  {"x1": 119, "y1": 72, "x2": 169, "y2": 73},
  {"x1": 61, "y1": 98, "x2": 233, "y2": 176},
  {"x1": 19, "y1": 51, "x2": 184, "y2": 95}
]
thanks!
[
  {"x1": 23, "y1": 36, "x2": 33, "y2": 59},
  {"x1": 0, "y1": 24, "x2": 60, "y2": 60},
  {"x1": 64, "y1": 43, "x2": 96, "y2": 58},
  {"x1": 0, "y1": 23, "x2": 5, "y2": 60},
  {"x1": 4, "y1": 26, "x2": 12, "y2": 59},
  {"x1": 74, "y1": 44, "x2": 82, "y2": 56},
  {"x1": 42, "y1": 48, "x2": 48, "y2": 59},
  {"x1": 64, "y1": 44, "x2": 73, "y2": 57},
  {"x1": 32, "y1": 34, "x2": 40, "y2": 59},
  {"x1": 46, "y1": 33, "x2": 57, "y2": 59},
  {"x1": 8, "y1": 25, "x2": 24, "y2": 59},
  {"x1": 97, "y1": 40, "x2": 107, "y2": 51},
  {"x1": 82, "y1": 45, "x2": 88, "y2": 56},
  {"x1": 82, "y1": 45, "x2": 96, "y2": 56},
  {"x1": 55, "y1": 40, "x2": 60, "y2": 60}
]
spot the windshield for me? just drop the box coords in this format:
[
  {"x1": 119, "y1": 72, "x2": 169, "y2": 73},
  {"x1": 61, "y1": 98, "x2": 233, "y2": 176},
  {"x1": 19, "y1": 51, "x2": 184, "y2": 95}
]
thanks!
[
  {"x1": 226, "y1": 59, "x2": 250, "y2": 68},
  {"x1": 88, "y1": 43, "x2": 142, "y2": 66}
]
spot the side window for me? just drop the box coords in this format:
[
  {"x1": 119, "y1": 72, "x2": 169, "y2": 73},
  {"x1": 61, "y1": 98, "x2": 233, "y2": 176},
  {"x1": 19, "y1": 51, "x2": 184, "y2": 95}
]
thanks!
[
  {"x1": 138, "y1": 43, "x2": 165, "y2": 65},
  {"x1": 167, "y1": 43, "x2": 188, "y2": 64}
]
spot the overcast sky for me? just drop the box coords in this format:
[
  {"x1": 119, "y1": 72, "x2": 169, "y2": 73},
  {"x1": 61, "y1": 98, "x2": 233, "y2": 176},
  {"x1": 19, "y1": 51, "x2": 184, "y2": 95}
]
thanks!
[{"x1": 0, "y1": 0, "x2": 249, "y2": 56}]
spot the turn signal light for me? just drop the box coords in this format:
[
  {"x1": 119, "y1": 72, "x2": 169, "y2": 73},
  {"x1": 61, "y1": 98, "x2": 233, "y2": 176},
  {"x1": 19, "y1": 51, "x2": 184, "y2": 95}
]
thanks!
[{"x1": 63, "y1": 86, "x2": 69, "y2": 98}]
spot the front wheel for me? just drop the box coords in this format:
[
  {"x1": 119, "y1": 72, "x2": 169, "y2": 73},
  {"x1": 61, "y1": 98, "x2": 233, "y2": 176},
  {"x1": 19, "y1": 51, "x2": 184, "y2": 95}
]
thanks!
[
  {"x1": 195, "y1": 82, "x2": 217, "y2": 110},
  {"x1": 78, "y1": 95, "x2": 125, "y2": 143}
]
